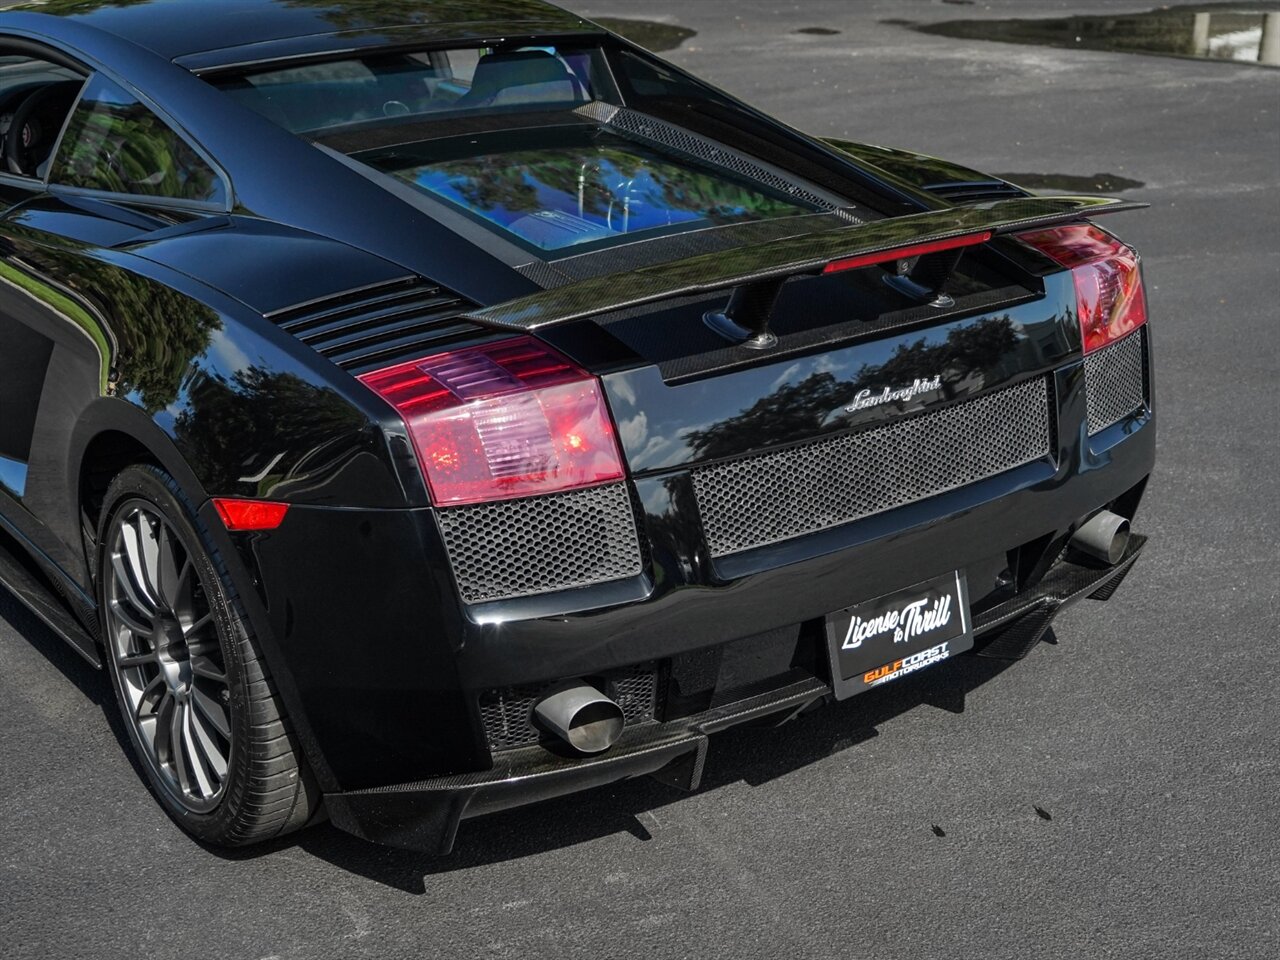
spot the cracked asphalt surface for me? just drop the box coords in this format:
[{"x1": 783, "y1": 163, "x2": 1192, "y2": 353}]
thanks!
[{"x1": 2, "y1": 2, "x2": 1278, "y2": 958}]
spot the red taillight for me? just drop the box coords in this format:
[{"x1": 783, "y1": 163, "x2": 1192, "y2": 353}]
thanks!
[
  {"x1": 359, "y1": 337, "x2": 625, "y2": 505},
  {"x1": 1018, "y1": 223, "x2": 1147, "y2": 354},
  {"x1": 212, "y1": 498, "x2": 289, "y2": 531}
]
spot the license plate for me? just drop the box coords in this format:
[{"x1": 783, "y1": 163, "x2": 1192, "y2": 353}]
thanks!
[{"x1": 825, "y1": 571, "x2": 973, "y2": 700}]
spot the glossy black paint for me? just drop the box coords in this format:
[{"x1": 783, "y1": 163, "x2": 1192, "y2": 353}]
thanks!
[
  {"x1": 0, "y1": 0, "x2": 1155, "y2": 851},
  {"x1": 602, "y1": 271, "x2": 1076, "y2": 472},
  {"x1": 10, "y1": 0, "x2": 593, "y2": 65},
  {"x1": 330, "y1": 534, "x2": 1149, "y2": 855},
  {"x1": 463, "y1": 196, "x2": 1144, "y2": 332}
]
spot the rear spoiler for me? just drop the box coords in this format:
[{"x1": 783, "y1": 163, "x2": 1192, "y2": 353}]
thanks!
[{"x1": 463, "y1": 195, "x2": 1146, "y2": 346}]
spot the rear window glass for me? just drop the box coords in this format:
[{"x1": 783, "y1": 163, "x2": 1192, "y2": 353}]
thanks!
[
  {"x1": 212, "y1": 46, "x2": 600, "y2": 136},
  {"x1": 366, "y1": 127, "x2": 815, "y2": 254},
  {"x1": 210, "y1": 44, "x2": 823, "y2": 256}
]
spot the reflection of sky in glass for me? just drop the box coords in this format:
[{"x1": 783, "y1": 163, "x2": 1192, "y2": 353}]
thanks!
[{"x1": 391, "y1": 140, "x2": 808, "y2": 251}]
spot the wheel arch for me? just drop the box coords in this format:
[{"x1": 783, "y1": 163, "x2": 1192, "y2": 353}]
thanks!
[
  {"x1": 71, "y1": 398, "x2": 210, "y2": 581},
  {"x1": 69, "y1": 398, "x2": 340, "y2": 790}
]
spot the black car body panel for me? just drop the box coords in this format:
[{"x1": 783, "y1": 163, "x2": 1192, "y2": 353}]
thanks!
[
  {"x1": 0, "y1": 0, "x2": 1156, "y2": 853},
  {"x1": 16, "y1": 0, "x2": 595, "y2": 66}
]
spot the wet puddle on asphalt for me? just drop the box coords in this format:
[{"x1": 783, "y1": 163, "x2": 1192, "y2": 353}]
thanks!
[
  {"x1": 517, "y1": 17, "x2": 1151, "y2": 197},
  {"x1": 906, "y1": 2, "x2": 1280, "y2": 67}
]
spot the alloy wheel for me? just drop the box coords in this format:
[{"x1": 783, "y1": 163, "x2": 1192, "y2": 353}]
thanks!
[{"x1": 104, "y1": 501, "x2": 232, "y2": 813}]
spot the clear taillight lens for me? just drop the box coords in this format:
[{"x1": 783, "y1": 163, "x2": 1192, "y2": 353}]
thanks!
[
  {"x1": 1018, "y1": 223, "x2": 1148, "y2": 354},
  {"x1": 359, "y1": 337, "x2": 625, "y2": 505}
]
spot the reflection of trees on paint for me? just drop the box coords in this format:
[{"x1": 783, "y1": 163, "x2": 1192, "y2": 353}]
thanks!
[
  {"x1": 645, "y1": 475, "x2": 706, "y2": 588},
  {"x1": 857, "y1": 316, "x2": 1018, "y2": 401},
  {"x1": 57, "y1": 96, "x2": 222, "y2": 204},
  {"x1": 686, "y1": 372, "x2": 847, "y2": 463},
  {"x1": 76, "y1": 258, "x2": 220, "y2": 412},
  {"x1": 686, "y1": 316, "x2": 1019, "y2": 461},
  {"x1": 11, "y1": 243, "x2": 221, "y2": 413},
  {"x1": 28, "y1": 0, "x2": 567, "y2": 28},
  {"x1": 281, "y1": 0, "x2": 574, "y2": 31},
  {"x1": 175, "y1": 367, "x2": 365, "y2": 495},
  {"x1": 12, "y1": 0, "x2": 152, "y2": 13}
]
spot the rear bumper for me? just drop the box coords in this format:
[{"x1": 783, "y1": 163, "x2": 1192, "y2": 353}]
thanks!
[
  {"x1": 453, "y1": 382, "x2": 1155, "y2": 689},
  {"x1": 324, "y1": 534, "x2": 1147, "y2": 854},
  {"x1": 234, "y1": 354, "x2": 1154, "y2": 810}
]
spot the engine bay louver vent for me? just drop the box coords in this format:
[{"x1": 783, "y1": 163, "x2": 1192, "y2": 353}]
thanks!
[{"x1": 266, "y1": 278, "x2": 481, "y2": 373}]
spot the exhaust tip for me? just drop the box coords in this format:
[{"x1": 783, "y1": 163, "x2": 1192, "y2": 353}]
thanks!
[
  {"x1": 534, "y1": 682, "x2": 625, "y2": 754},
  {"x1": 1070, "y1": 510, "x2": 1130, "y2": 565}
]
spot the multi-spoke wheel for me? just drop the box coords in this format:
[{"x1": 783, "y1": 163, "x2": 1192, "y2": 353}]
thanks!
[
  {"x1": 98, "y1": 465, "x2": 318, "y2": 845},
  {"x1": 105, "y1": 502, "x2": 231, "y2": 811}
]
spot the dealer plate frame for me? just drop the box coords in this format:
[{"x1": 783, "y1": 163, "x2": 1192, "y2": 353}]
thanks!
[{"x1": 825, "y1": 571, "x2": 973, "y2": 700}]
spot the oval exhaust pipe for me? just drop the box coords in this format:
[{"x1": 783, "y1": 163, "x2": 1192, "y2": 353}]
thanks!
[
  {"x1": 534, "y1": 682, "x2": 625, "y2": 754},
  {"x1": 1070, "y1": 510, "x2": 1130, "y2": 565}
]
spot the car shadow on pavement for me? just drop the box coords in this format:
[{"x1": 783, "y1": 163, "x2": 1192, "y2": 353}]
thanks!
[
  {"x1": 0, "y1": 587, "x2": 108, "y2": 706},
  {"x1": 0, "y1": 587, "x2": 155, "y2": 782},
  {"x1": 281, "y1": 644, "x2": 1032, "y2": 893}
]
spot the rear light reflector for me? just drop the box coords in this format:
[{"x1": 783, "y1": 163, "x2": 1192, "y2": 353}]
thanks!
[
  {"x1": 212, "y1": 498, "x2": 289, "y2": 531},
  {"x1": 822, "y1": 231, "x2": 993, "y2": 274},
  {"x1": 1018, "y1": 223, "x2": 1147, "y2": 354},
  {"x1": 359, "y1": 337, "x2": 625, "y2": 506}
]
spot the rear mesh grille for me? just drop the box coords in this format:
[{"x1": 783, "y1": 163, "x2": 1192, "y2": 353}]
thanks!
[
  {"x1": 437, "y1": 482, "x2": 643, "y2": 603},
  {"x1": 266, "y1": 278, "x2": 482, "y2": 373},
  {"x1": 693, "y1": 378, "x2": 1053, "y2": 557},
  {"x1": 478, "y1": 667, "x2": 658, "y2": 751},
  {"x1": 1084, "y1": 329, "x2": 1147, "y2": 435}
]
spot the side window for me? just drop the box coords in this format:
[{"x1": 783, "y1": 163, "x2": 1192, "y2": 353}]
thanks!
[
  {"x1": 612, "y1": 49, "x2": 706, "y2": 101},
  {"x1": 49, "y1": 75, "x2": 225, "y2": 205},
  {"x1": 0, "y1": 52, "x2": 85, "y2": 180}
]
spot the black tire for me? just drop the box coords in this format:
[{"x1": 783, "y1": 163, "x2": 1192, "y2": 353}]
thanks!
[{"x1": 97, "y1": 464, "x2": 319, "y2": 846}]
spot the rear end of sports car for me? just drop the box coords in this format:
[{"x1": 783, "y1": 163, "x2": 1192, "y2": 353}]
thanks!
[
  {"x1": 252, "y1": 208, "x2": 1153, "y2": 854},
  {"x1": 0, "y1": 0, "x2": 1156, "y2": 860},
  {"x1": 134, "y1": 17, "x2": 1152, "y2": 854}
]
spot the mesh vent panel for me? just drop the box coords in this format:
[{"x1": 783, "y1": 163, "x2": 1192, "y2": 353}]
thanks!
[
  {"x1": 478, "y1": 667, "x2": 657, "y2": 751},
  {"x1": 693, "y1": 378, "x2": 1053, "y2": 557},
  {"x1": 605, "y1": 672, "x2": 658, "y2": 723},
  {"x1": 438, "y1": 482, "x2": 642, "y2": 603},
  {"x1": 1084, "y1": 329, "x2": 1147, "y2": 435},
  {"x1": 578, "y1": 104, "x2": 840, "y2": 213},
  {"x1": 478, "y1": 688, "x2": 545, "y2": 751}
]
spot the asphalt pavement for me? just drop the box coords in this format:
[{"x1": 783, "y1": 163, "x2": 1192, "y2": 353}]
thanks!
[{"x1": 2, "y1": 2, "x2": 1278, "y2": 958}]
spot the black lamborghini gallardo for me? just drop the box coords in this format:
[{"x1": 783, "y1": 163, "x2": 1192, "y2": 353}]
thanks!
[{"x1": 0, "y1": 0, "x2": 1153, "y2": 853}]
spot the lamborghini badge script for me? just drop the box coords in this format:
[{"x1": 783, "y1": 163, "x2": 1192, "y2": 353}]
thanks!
[{"x1": 844, "y1": 375, "x2": 943, "y2": 412}]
